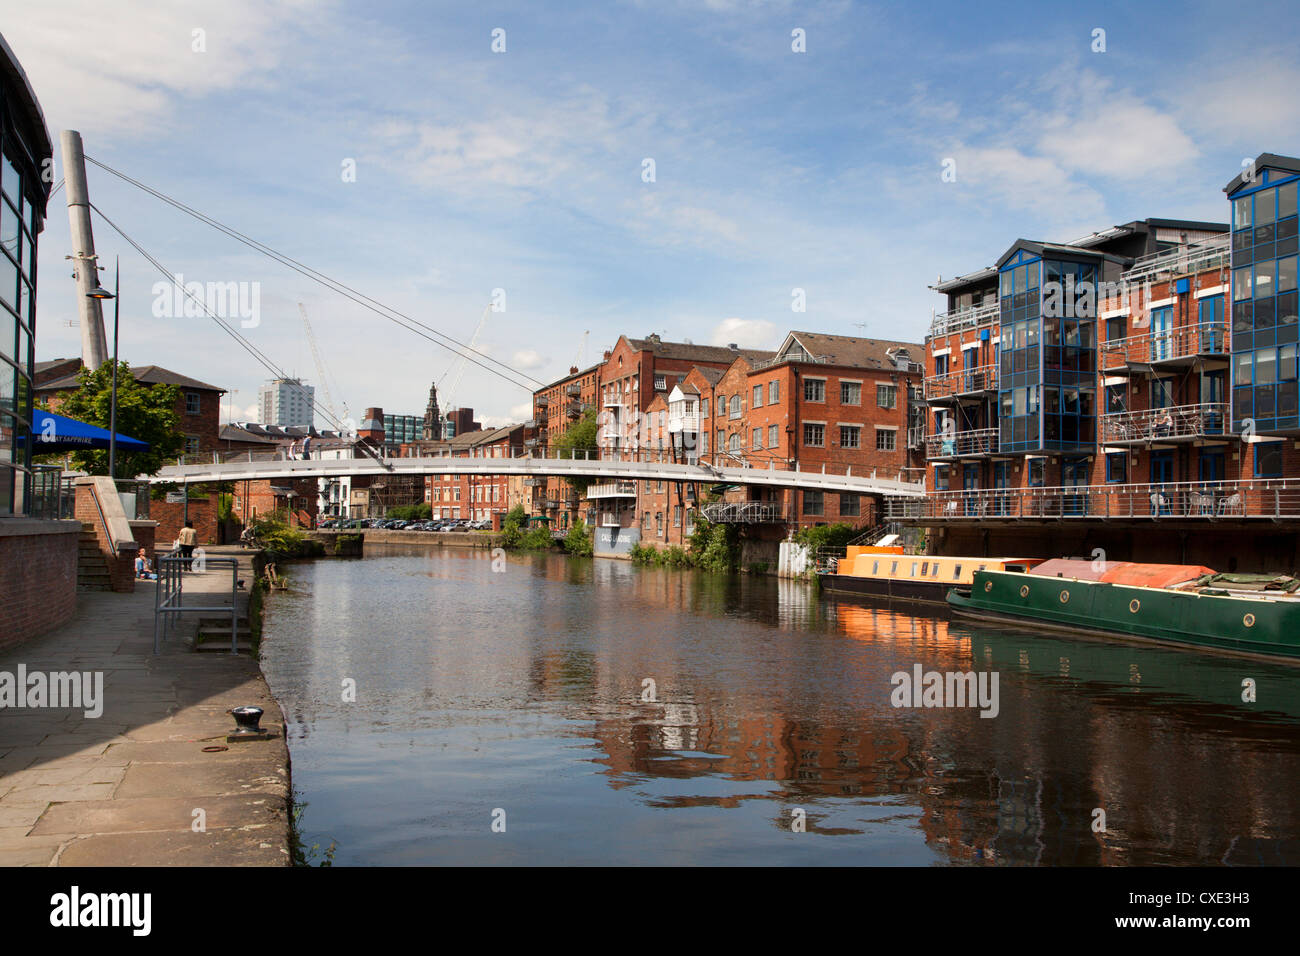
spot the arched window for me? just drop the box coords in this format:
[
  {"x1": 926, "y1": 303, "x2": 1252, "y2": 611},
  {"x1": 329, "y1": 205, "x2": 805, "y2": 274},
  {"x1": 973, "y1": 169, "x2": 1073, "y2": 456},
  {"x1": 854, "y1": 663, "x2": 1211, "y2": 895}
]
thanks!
[{"x1": 730, "y1": 395, "x2": 741, "y2": 417}]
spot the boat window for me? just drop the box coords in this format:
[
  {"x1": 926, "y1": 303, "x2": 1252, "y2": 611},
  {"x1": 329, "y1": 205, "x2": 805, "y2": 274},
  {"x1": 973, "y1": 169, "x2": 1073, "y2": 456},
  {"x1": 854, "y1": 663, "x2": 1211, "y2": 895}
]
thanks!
[
  {"x1": 891, "y1": 561, "x2": 898, "y2": 574},
  {"x1": 911, "y1": 562, "x2": 919, "y2": 577},
  {"x1": 921, "y1": 562, "x2": 929, "y2": 576},
  {"x1": 978, "y1": 564, "x2": 987, "y2": 571},
  {"x1": 933, "y1": 563, "x2": 942, "y2": 576},
  {"x1": 872, "y1": 561, "x2": 879, "y2": 575},
  {"x1": 954, "y1": 564, "x2": 962, "y2": 579}
]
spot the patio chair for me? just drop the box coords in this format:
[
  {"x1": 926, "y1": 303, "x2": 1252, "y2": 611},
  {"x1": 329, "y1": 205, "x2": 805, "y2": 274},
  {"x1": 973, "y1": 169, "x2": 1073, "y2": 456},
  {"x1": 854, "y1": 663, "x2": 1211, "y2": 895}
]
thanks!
[{"x1": 1217, "y1": 492, "x2": 1242, "y2": 516}]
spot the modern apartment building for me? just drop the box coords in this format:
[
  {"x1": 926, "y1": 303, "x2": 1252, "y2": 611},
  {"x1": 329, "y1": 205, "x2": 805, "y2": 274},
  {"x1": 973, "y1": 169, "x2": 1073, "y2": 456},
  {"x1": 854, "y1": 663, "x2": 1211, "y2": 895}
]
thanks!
[
  {"x1": 258, "y1": 377, "x2": 314, "y2": 428},
  {"x1": 894, "y1": 152, "x2": 1300, "y2": 570}
]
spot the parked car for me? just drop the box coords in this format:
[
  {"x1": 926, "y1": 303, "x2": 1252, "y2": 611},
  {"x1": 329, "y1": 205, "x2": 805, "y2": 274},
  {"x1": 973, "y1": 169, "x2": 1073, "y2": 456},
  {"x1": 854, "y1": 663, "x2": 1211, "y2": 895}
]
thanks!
[{"x1": 468, "y1": 518, "x2": 492, "y2": 531}]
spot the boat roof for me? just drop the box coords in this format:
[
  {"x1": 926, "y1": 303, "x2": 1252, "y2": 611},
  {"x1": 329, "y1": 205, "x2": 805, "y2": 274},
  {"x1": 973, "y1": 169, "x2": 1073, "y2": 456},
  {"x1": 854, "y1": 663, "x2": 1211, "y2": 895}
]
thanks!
[{"x1": 1030, "y1": 558, "x2": 1213, "y2": 588}]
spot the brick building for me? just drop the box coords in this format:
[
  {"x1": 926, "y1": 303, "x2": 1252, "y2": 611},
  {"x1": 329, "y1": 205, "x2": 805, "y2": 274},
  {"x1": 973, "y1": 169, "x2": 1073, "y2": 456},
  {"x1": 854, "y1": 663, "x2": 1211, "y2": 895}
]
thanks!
[
  {"x1": 36, "y1": 360, "x2": 226, "y2": 458},
  {"x1": 417, "y1": 424, "x2": 528, "y2": 524},
  {"x1": 530, "y1": 362, "x2": 600, "y2": 528}
]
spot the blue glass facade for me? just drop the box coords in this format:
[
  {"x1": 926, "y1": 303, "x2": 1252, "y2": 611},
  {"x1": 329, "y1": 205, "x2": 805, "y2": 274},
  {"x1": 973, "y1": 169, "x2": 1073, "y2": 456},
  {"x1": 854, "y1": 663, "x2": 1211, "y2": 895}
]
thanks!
[
  {"x1": 997, "y1": 247, "x2": 1097, "y2": 453},
  {"x1": 1229, "y1": 165, "x2": 1300, "y2": 433}
]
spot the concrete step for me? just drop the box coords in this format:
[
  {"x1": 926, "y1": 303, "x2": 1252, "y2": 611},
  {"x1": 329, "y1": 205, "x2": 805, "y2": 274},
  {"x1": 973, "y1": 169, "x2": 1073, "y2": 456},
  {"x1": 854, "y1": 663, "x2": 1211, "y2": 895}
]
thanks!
[
  {"x1": 195, "y1": 628, "x2": 253, "y2": 644},
  {"x1": 193, "y1": 640, "x2": 255, "y2": 654}
]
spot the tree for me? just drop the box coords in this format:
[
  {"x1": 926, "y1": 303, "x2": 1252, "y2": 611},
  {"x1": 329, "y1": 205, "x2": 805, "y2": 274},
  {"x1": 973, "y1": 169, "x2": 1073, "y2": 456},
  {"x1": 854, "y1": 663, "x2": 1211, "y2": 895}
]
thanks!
[
  {"x1": 551, "y1": 406, "x2": 600, "y2": 494},
  {"x1": 41, "y1": 361, "x2": 184, "y2": 478}
]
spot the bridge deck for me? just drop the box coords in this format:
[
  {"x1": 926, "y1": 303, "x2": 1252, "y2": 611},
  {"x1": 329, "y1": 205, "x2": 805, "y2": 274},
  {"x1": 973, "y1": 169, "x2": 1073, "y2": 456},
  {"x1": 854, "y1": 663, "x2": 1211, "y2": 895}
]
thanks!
[{"x1": 151, "y1": 454, "x2": 927, "y2": 497}]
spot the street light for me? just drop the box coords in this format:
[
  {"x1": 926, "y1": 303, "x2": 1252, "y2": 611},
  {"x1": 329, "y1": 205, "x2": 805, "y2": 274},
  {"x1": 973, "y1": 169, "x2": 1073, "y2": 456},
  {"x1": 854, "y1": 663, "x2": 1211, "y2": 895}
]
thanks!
[{"x1": 86, "y1": 256, "x2": 118, "y2": 480}]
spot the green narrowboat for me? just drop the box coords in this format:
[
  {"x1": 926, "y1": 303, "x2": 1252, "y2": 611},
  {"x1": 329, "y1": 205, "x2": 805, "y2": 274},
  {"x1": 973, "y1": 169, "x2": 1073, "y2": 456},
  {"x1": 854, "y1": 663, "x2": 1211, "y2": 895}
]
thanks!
[{"x1": 947, "y1": 558, "x2": 1300, "y2": 663}]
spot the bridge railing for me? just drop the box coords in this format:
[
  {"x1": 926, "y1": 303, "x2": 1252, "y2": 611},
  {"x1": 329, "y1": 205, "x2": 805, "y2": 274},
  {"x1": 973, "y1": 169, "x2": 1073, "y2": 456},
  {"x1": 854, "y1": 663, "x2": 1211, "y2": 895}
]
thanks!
[{"x1": 175, "y1": 444, "x2": 925, "y2": 486}]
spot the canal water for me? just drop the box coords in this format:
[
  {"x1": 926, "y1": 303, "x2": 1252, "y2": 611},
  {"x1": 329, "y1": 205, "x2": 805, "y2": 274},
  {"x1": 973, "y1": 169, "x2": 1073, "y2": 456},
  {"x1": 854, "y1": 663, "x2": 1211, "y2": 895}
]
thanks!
[{"x1": 260, "y1": 544, "x2": 1300, "y2": 866}]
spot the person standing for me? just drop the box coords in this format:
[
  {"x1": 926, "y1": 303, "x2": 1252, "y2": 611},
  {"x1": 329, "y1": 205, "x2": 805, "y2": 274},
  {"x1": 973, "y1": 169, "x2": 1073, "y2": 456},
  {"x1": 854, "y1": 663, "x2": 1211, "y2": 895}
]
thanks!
[
  {"x1": 178, "y1": 520, "x2": 198, "y2": 562},
  {"x1": 301, "y1": 434, "x2": 312, "y2": 460}
]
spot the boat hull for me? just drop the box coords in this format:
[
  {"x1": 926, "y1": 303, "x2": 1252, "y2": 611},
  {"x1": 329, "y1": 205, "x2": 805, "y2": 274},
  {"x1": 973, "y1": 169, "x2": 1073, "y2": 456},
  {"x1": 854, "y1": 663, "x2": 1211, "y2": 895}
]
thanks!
[
  {"x1": 948, "y1": 571, "x2": 1300, "y2": 662},
  {"x1": 819, "y1": 573, "x2": 951, "y2": 607}
]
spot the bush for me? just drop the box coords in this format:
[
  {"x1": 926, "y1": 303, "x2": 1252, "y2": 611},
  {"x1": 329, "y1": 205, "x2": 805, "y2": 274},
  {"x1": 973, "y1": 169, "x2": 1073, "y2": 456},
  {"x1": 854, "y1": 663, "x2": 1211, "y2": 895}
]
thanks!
[
  {"x1": 388, "y1": 503, "x2": 432, "y2": 521},
  {"x1": 629, "y1": 542, "x2": 661, "y2": 565},
  {"x1": 792, "y1": 522, "x2": 858, "y2": 552},
  {"x1": 747, "y1": 561, "x2": 770, "y2": 575},
  {"x1": 662, "y1": 546, "x2": 692, "y2": 567},
  {"x1": 563, "y1": 521, "x2": 593, "y2": 557},
  {"x1": 692, "y1": 519, "x2": 740, "y2": 573},
  {"x1": 518, "y1": 526, "x2": 556, "y2": 551},
  {"x1": 250, "y1": 512, "x2": 323, "y2": 559},
  {"x1": 499, "y1": 505, "x2": 527, "y2": 549}
]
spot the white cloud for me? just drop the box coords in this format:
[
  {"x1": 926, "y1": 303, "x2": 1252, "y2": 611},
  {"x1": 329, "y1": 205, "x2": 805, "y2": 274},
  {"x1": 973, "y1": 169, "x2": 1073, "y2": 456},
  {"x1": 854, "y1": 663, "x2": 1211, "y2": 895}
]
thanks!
[
  {"x1": 0, "y1": 0, "x2": 324, "y2": 137},
  {"x1": 709, "y1": 317, "x2": 778, "y2": 348},
  {"x1": 511, "y1": 349, "x2": 548, "y2": 371}
]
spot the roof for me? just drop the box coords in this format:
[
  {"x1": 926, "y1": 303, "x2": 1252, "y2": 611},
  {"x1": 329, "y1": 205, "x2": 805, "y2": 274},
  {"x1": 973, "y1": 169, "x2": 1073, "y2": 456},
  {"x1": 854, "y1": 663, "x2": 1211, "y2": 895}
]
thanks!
[
  {"x1": 1224, "y1": 153, "x2": 1300, "y2": 195},
  {"x1": 0, "y1": 33, "x2": 53, "y2": 182},
  {"x1": 773, "y1": 331, "x2": 924, "y2": 371},
  {"x1": 688, "y1": 366, "x2": 726, "y2": 387},
  {"x1": 219, "y1": 424, "x2": 278, "y2": 445},
  {"x1": 538, "y1": 362, "x2": 602, "y2": 391},
  {"x1": 36, "y1": 362, "x2": 224, "y2": 394},
  {"x1": 624, "y1": 335, "x2": 774, "y2": 365},
  {"x1": 995, "y1": 239, "x2": 1129, "y2": 270}
]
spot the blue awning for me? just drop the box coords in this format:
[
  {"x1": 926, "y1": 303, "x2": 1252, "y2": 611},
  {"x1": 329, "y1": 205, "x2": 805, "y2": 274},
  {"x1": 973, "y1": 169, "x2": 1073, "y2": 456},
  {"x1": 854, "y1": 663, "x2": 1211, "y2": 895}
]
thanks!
[{"x1": 19, "y1": 411, "x2": 150, "y2": 453}]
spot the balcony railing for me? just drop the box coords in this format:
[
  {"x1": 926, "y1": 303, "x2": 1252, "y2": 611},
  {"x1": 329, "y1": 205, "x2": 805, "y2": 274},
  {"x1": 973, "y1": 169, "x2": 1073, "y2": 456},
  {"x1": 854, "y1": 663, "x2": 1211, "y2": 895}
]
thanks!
[
  {"x1": 586, "y1": 481, "x2": 637, "y2": 499},
  {"x1": 1099, "y1": 403, "x2": 1228, "y2": 443},
  {"x1": 928, "y1": 301, "x2": 999, "y2": 338},
  {"x1": 885, "y1": 478, "x2": 1300, "y2": 521},
  {"x1": 751, "y1": 352, "x2": 834, "y2": 371},
  {"x1": 566, "y1": 384, "x2": 581, "y2": 396},
  {"x1": 924, "y1": 364, "x2": 998, "y2": 401},
  {"x1": 701, "y1": 501, "x2": 788, "y2": 524},
  {"x1": 667, "y1": 414, "x2": 699, "y2": 433},
  {"x1": 1119, "y1": 234, "x2": 1230, "y2": 287},
  {"x1": 925, "y1": 427, "x2": 998, "y2": 459},
  {"x1": 1100, "y1": 321, "x2": 1228, "y2": 369}
]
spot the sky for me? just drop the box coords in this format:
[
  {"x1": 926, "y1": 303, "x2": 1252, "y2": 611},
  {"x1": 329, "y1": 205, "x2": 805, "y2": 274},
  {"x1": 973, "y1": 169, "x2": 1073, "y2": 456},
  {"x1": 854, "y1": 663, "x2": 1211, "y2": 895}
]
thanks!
[{"x1": 3, "y1": 0, "x2": 1298, "y2": 429}]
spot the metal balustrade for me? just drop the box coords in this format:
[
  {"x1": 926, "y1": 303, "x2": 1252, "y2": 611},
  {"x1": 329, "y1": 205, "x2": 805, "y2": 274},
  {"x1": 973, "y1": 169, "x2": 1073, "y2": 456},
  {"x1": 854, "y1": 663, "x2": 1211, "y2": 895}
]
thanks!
[
  {"x1": 1099, "y1": 403, "x2": 1228, "y2": 443},
  {"x1": 928, "y1": 301, "x2": 999, "y2": 338},
  {"x1": 586, "y1": 481, "x2": 637, "y2": 499},
  {"x1": 700, "y1": 501, "x2": 787, "y2": 523},
  {"x1": 924, "y1": 364, "x2": 998, "y2": 401},
  {"x1": 1099, "y1": 321, "x2": 1228, "y2": 368},
  {"x1": 885, "y1": 478, "x2": 1300, "y2": 521},
  {"x1": 924, "y1": 427, "x2": 998, "y2": 459}
]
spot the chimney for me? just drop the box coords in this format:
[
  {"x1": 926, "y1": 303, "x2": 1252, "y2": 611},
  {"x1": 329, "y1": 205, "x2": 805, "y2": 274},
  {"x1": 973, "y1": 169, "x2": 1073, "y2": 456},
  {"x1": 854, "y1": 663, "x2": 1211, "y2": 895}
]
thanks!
[
  {"x1": 647, "y1": 333, "x2": 661, "y2": 344},
  {"x1": 728, "y1": 342, "x2": 739, "y2": 350},
  {"x1": 569, "y1": 365, "x2": 578, "y2": 374}
]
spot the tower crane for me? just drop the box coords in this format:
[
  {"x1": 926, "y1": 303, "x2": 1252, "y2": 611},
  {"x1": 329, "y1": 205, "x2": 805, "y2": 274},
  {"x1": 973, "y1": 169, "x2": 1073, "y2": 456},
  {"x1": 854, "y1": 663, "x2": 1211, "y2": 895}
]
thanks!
[
  {"x1": 439, "y1": 303, "x2": 492, "y2": 413},
  {"x1": 299, "y1": 302, "x2": 349, "y2": 428}
]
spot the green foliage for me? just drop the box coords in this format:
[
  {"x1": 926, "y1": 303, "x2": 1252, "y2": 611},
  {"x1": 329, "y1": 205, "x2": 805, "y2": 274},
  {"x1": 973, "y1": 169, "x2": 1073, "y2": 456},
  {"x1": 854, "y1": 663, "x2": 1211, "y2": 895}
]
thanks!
[
  {"x1": 747, "y1": 561, "x2": 770, "y2": 575},
  {"x1": 792, "y1": 522, "x2": 858, "y2": 551},
  {"x1": 250, "y1": 511, "x2": 323, "y2": 558},
  {"x1": 218, "y1": 493, "x2": 233, "y2": 523},
  {"x1": 42, "y1": 361, "x2": 184, "y2": 477},
  {"x1": 551, "y1": 407, "x2": 600, "y2": 494},
  {"x1": 563, "y1": 520, "x2": 593, "y2": 557},
  {"x1": 518, "y1": 526, "x2": 556, "y2": 550},
  {"x1": 499, "y1": 505, "x2": 527, "y2": 549},
  {"x1": 629, "y1": 542, "x2": 660, "y2": 565},
  {"x1": 332, "y1": 533, "x2": 362, "y2": 555},
  {"x1": 629, "y1": 543, "x2": 694, "y2": 568},
  {"x1": 662, "y1": 545, "x2": 692, "y2": 567},
  {"x1": 387, "y1": 503, "x2": 432, "y2": 521},
  {"x1": 691, "y1": 517, "x2": 740, "y2": 573},
  {"x1": 289, "y1": 796, "x2": 337, "y2": 867}
]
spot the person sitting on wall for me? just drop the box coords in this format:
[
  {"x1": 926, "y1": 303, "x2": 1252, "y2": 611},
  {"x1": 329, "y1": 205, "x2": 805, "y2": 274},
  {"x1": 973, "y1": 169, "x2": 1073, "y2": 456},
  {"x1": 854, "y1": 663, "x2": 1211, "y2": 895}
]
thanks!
[{"x1": 135, "y1": 554, "x2": 156, "y2": 580}]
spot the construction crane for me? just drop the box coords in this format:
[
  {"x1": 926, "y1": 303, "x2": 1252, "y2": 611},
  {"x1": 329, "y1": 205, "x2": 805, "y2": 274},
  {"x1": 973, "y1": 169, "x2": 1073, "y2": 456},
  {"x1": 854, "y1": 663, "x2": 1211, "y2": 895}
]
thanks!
[
  {"x1": 439, "y1": 303, "x2": 492, "y2": 413},
  {"x1": 299, "y1": 302, "x2": 349, "y2": 427}
]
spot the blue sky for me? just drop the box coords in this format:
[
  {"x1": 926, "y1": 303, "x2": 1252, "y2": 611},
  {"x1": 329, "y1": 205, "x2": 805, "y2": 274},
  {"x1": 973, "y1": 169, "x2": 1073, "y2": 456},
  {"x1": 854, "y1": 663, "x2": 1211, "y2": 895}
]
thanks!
[{"x1": 4, "y1": 0, "x2": 1297, "y2": 426}]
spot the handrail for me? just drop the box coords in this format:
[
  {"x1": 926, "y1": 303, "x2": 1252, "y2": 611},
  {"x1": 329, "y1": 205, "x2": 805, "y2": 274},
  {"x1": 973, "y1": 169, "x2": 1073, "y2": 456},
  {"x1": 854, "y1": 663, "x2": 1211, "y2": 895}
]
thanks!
[{"x1": 153, "y1": 549, "x2": 241, "y2": 655}]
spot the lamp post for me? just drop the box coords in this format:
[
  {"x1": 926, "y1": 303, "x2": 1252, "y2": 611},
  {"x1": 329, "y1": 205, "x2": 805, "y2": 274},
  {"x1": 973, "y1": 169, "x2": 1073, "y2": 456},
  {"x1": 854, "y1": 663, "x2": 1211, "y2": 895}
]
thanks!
[{"x1": 86, "y1": 257, "x2": 118, "y2": 480}]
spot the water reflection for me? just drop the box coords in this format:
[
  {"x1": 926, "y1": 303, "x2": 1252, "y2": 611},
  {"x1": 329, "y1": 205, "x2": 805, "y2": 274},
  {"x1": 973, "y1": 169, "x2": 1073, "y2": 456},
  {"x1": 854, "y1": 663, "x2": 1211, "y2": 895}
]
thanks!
[{"x1": 260, "y1": 545, "x2": 1300, "y2": 866}]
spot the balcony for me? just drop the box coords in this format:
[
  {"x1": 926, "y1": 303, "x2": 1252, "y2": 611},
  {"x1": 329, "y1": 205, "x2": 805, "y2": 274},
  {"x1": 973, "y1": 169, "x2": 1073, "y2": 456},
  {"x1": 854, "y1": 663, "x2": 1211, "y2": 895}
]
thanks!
[
  {"x1": 885, "y1": 477, "x2": 1299, "y2": 522},
  {"x1": 700, "y1": 501, "x2": 787, "y2": 524},
  {"x1": 1099, "y1": 403, "x2": 1228, "y2": 444},
  {"x1": 586, "y1": 481, "x2": 637, "y2": 499},
  {"x1": 1119, "y1": 234, "x2": 1230, "y2": 288},
  {"x1": 566, "y1": 383, "x2": 581, "y2": 396},
  {"x1": 925, "y1": 364, "x2": 998, "y2": 403},
  {"x1": 925, "y1": 427, "x2": 998, "y2": 459},
  {"x1": 928, "y1": 301, "x2": 999, "y2": 338},
  {"x1": 667, "y1": 413, "x2": 699, "y2": 433},
  {"x1": 1100, "y1": 322, "x2": 1228, "y2": 372}
]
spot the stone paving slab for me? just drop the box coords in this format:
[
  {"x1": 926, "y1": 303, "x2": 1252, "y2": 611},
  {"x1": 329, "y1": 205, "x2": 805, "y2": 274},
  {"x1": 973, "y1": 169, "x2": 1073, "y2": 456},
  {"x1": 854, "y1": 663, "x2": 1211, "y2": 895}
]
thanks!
[{"x1": 0, "y1": 548, "x2": 290, "y2": 866}]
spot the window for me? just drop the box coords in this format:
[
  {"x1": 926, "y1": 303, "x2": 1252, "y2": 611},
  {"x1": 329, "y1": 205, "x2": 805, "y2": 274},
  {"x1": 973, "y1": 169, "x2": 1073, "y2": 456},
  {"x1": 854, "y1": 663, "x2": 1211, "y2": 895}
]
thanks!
[
  {"x1": 840, "y1": 493, "x2": 860, "y2": 517},
  {"x1": 803, "y1": 422, "x2": 824, "y2": 446},
  {"x1": 656, "y1": 512, "x2": 663, "y2": 535},
  {"x1": 876, "y1": 428, "x2": 896, "y2": 451},
  {"x1": 716, "y1": 429, "x2": 724, "y2": 451},
  {"x1": 185, "y1": 391, "x2": 201, "y2": 415},
  {"x1": 752, "y1": 428, "x2": 762, "y2": 449},
  {"x1": 768, "y1": 424, "x2": 778, "y2": 449},
  {"x1": 654, "y1": 375, "x2": 666, "y2": 390},
  {"x1": 769, "y1": 380, "x2": 779, "y2": 403},
  {"x1": 840, "y1": 425, "x2": 861, "y2": 448},
  {"x1": 1255, "y1": 442, "x2": 1283, "y2": 478},
  {"x1": 673, "y1": 505, "x2": 681, "y2": 527},
  {"x1": 701, "y1": 432, "x2": 708, "y2": 454},
  {"x1": 729, "y1": 395, "x2": 742, "y2": 418},
  {"x1": 700, "y1": 398, "x2": 709, "y2": 417},
  {"x1": 728, "y1": 433, "x2": 741, "y2": 453},
  {"x1": 877, "y1": 384, "x2": 897, "y2": 409},
  {"x1": 184, "y1": 435, "x2": 200, "y2": 454},
  {"x1": 802, "y1": 491, "x2": 824, "y2": 515},
  {"x1": 716, "y1": 395, "x2": 724, "y2": 416},
  {"x1": 753, "y1": 385, "x2": 762, "y2": 408},
  {"x1": 1106, "y1": 452, "x2": 1127, "y2": 483},
  {"x1": 840, "y1": 381, "x2": 861, "y2": 405},
  {"x1": 804, "y1": 379, "x2": 825, "y2": 402}
]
